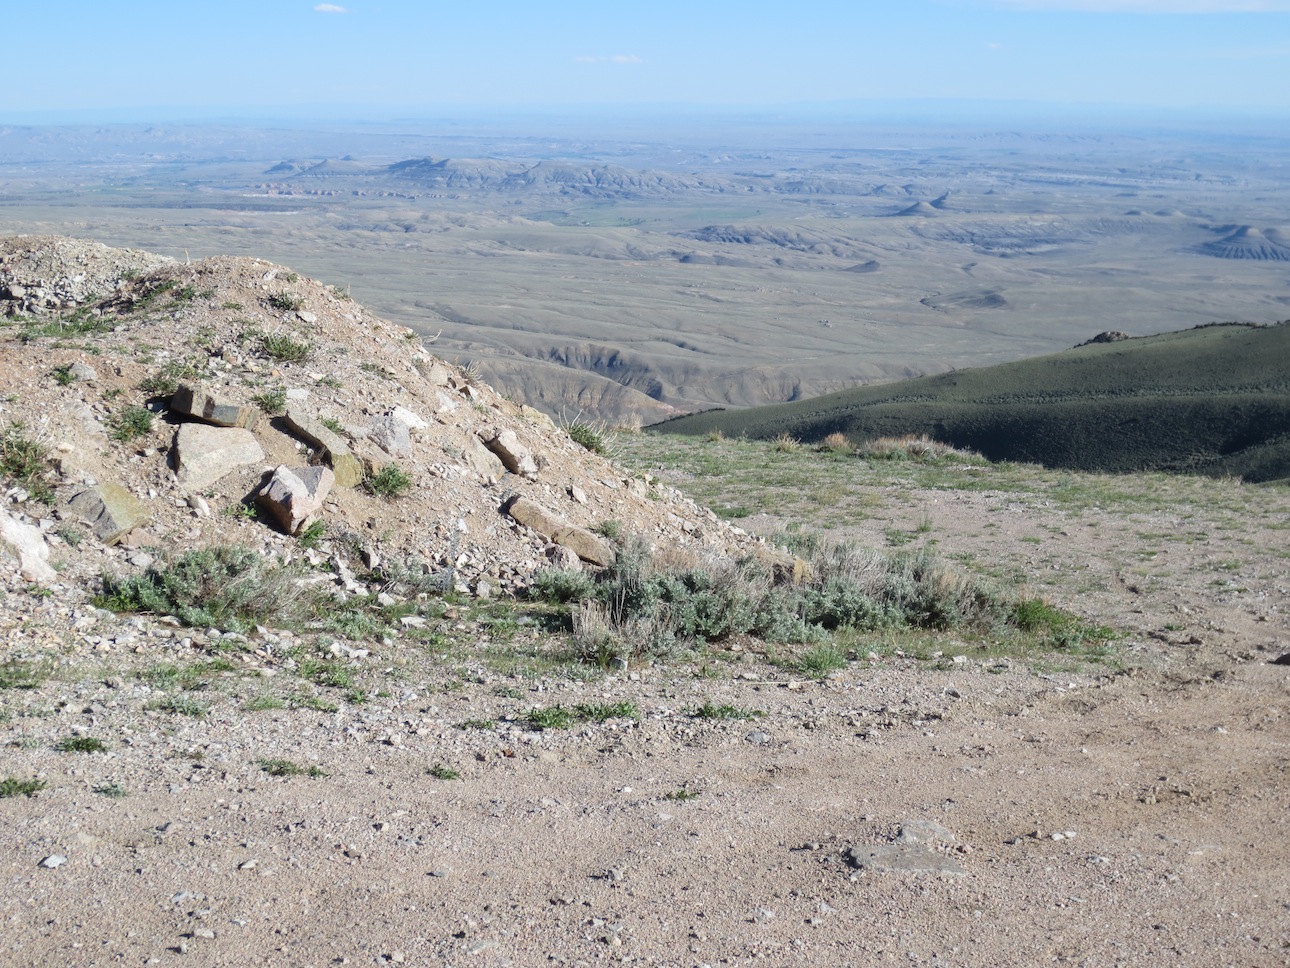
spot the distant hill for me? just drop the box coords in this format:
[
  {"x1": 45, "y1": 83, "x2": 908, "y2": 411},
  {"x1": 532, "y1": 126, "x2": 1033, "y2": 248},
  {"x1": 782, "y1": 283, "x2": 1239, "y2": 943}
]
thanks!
[{"x1": 652, "y1": 323, "x2": 1290, "y2": 483}]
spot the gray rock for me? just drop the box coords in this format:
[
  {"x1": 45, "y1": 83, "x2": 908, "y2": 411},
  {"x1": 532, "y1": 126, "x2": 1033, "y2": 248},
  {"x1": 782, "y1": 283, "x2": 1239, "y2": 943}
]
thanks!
[
  {"x1": 0, "y1": 510, "x2": 57, "y2": 582},
  {"x1": 462, "y1": 435, "x2": 505, "y2": 483},
  {"x1": 171, "y1": 383, "x2": 259, "y2": 429},
  {"x1": 69, "y1": 361, "x2": 98, "y2": 382},
  {"x1": 173, "y1": 424, "x2": 264, "y2": 491},
  {"x1": 897, "y1": 819, "x2": 957, "y2": 847},
  {"x1": 745, "y1": 731, "x2": 772, "y2": 745},
  {"x1": 391, "y1": 405, "x2": 428, "y2": 433},
  {"x1": 482, "y1": 428, "x2": 538, "y2": 479},
  {"x1": 368, "y1": 413, "x2": 411, "y2": 458},
  {"x1": 846, "y1": 843, "x2": 965, "y2": 876},
  {"x1": 503, "y1": 496, "x2": 613, "y2": 567},
  {"x1": 256, "y1": 464, "x2": 335, "y2": 535},
  {"x1": 544, "y1": 544, "x2": 582, "y2": 571},
  {"x1": 39, "y1": 855, "x2": 67, "y2": 869},
  {"x1": 66, "y1": 483, "x2": 150, "y2": 546}
]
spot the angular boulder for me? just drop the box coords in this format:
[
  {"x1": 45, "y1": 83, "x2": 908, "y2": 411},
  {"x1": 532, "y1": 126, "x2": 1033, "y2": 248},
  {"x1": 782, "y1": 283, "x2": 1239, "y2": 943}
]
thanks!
[
  {"x1": 368, "y1": 412, "x2": 411, "y2": 458},
  {"x1": 503, "y1": 496, "x2": 613, "y2": 567},
  {"x1": 284, "y1": 407, "x2": 364, "y2": 487},
  {"x1": 0, "y1": 510, "x2": 57, "y2": 582},
  {"x1": 171, "y1": 383, "x2": 259, "y2": 429},
  {"x1": 66, "y1": 482, "x2": 150, "y2": 545},
  {"x1": 462, "y1": 435, "x2": 505, "y2": 483},
  {"x1": 256, "y1": 464, "x2": 335, "y2": 535},
  {"x1": 174, "y1": 424, "x2": 265, "y2": 491},
  {"x1": 482, "y1": 428, "x2": 538, "y2": 479}
]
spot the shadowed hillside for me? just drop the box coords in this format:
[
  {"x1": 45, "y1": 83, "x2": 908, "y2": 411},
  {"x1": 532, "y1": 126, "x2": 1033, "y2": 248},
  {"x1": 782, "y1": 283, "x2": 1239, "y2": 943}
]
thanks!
[{"x1": 653, "y1": 323, "x2": 1290, "y2": 482}]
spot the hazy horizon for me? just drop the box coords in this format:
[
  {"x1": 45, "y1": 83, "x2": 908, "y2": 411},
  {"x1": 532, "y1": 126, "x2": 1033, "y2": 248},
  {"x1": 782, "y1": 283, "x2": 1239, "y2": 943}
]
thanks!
[{"x1": 6, "y1": 1, "x2": 1290, "y2": 124}]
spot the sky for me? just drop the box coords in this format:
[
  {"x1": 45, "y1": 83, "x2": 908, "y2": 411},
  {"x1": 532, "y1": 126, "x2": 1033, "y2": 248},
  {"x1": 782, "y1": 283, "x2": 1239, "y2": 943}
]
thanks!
[{"x1": 3, "y1": 1, "x2": 1289, "y2": 121}]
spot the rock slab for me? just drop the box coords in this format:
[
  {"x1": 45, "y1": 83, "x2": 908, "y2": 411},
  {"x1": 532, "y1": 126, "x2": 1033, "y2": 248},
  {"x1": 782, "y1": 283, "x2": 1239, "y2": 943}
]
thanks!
[
  {"x1": 504, "y1": 496, "x2": 612, "y2": 567},
  {"x1": 174, "y1": 424, "x2": 265, "y2": 491},
  {"x1": 284, "y1": 408, "x2": 364, "y2": 488},
  {"x1": 171, "y1": 383, "x2": 259, "y2": 429},
  {"x1": 0, "y1": 511, "x2": 57, "y2": 582},
  {"x1": 66, "y1": 483, "x2": 150, "y2": 546}
]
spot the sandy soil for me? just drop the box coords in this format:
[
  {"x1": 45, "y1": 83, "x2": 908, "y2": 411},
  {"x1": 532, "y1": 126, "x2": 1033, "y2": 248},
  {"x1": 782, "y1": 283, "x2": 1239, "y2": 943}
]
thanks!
[{"x1": 4, "y1": 479, "x2": 1288, "y2": 968}]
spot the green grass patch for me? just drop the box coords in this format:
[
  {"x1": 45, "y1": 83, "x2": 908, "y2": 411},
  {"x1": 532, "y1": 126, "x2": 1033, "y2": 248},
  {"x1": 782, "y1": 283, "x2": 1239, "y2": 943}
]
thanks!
[
  {"x1": 56, "y1": 736, "x2": 108, "y2": 753},
  {"x1": 0, "y1": 777, "x2": 47, "y2": 798},
  {"x1": 258, "y1": 758, "x2": 326, "y2": 778}
]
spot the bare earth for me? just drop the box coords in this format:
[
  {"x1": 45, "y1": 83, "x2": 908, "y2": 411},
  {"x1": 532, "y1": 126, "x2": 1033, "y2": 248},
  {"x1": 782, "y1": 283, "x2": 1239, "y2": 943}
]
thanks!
[{"x1": 2, "y1": 241, "x2": 1289, "y2": 967}]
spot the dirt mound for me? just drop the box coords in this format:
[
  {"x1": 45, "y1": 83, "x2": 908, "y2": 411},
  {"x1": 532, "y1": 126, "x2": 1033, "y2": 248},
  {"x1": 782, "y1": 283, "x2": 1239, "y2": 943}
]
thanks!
[
  {"x1": 0, "y1": 235, "x2": 767, "y2": 604},
  {"x1": 1197, "y1": 225, "x2": 1290, "y2": 261}
]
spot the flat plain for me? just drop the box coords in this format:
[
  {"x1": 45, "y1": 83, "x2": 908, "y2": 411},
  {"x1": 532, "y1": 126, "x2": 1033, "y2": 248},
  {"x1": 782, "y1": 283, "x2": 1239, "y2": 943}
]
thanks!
[{"x1": 3, "y1": 116, "x2": 1289, "y2": 423}]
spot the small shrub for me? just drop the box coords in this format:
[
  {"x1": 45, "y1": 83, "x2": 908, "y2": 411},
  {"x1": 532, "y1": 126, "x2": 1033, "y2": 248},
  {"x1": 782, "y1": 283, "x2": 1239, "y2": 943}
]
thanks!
[
  {"x1": 138, "y1": 359, "x2": 200, "y2": 395},
  {"x1": 251, "y1": 388, "x2": 287, "y2": 414},
  {"x1": 222, "y1": 301, "x2": 244, "y2": 311},
  {"x1": 594, "y1": 520, "x2": 623, "y2": 540},
  {"x1": 92, "y1": 783, "x2": 128, "y2": 798},
  {"x1": 319, "y1": 416, "x2": 345, "y2": 434},
  {"x1": 0, "y1": 422, "x2": 54, "y2": 503},
  {"x1": 456, "y1": 719, "x2": 496, "y2": 731},
  {"x1": 0, "y1": 777, "x2": 47, "y2": 798},
  {"x1": 363, "y1": 463, "x2": 413, "y2": 498},
  {"x1": 259, "y1": 758, "x2": 326, "y2": 778},
  {"x1": 818, "y1": 432, "x2": 854, "y2": 455},
  {"x1": 298, "y1": 519, "x2": 327, "y2": 549},
  {"x1": 795, "y1": 644, "x2": 849, "y2": 677},
  {"x1": 772, "y1": 433, "x2": 801, "y2": 453},
  {"x1": 267, "y1": 292, "x2": 305, "y2": 312},
  {"x1": 663, "y1": 787, "x2": 699, "y2": 801},
  {"x1": 567, "y1": 420, "x2": 607, "y2": 454},
  {"x1": 526, "y1": 705, "x2": 576, "y2": 730},
  {"x1": 427, "y1": 764, "x2": 461, "y2": 780},
  {"x1": 95, "y1": 545, "x2": 315, "y2": 633},
  {"x1": 51, "y1": 364, "x2": 76, "y2": 386},
  {"x1": 530, "y1": 568, "x2": 597, "y2": 604},
  {"x1": 148, "y1": 695, "x2": 208, "y2": 717},
  {"x1": 691, "y1": 700, "x2": 761, "y2": 721},
  {"x1": 56, "y1": 736, "x2": 108, "y2": 753},
  {"x1": 111, "y1": 405, "x2": 154, "y2": 442},
  {"x1": 260, "y1": 333, "x2": 311, "y2": 362}
]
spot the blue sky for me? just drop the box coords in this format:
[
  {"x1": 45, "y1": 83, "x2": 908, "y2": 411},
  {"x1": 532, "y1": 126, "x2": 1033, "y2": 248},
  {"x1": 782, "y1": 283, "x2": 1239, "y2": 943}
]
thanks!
[{"x1": 4, "y1": 1, "x2": 1288, "y2": 121}]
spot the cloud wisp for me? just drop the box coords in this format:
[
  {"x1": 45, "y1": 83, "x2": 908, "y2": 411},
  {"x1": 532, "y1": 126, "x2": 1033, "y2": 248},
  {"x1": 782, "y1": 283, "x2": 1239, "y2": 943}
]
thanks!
[{"x1": 314, "y1": 3, "x2": 348, "y2": 12}]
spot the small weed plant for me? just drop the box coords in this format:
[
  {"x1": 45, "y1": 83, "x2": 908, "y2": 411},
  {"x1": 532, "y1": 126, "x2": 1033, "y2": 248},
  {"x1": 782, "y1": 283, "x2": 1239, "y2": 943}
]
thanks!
[
  {"x1": 259, "y1": 758, "x2": 326, "y2": 778},
  {"x1": 0, "y1": 777, "x2": 47, "y2": 798},
  {"x1": 260, "y1": 332, "x2": 311, "y2": 362},
  {"x1": 0, "y1": 423, "x2": 54, "y2": 503},
  {"x1": 267, "y1": 292, "x2": 305, "y2": 312},
  {"x1": 96, "y1": 546, "x2": 315, "y2": 634},
  {"x1": 56, "y1": 736, "x2": 108, "y2": 753},
  {"x1": 364, "y1": 463, "x2": 413, "y2": 498},
  {"x1": 111, "y1": 405, "x2": 154, "y2": 442}
]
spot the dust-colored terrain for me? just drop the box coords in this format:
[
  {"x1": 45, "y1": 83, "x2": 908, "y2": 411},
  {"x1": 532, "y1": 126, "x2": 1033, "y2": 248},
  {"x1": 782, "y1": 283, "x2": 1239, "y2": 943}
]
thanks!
[{"x1": 2, "y1": 238, "x2": 1288, "y2": 967}]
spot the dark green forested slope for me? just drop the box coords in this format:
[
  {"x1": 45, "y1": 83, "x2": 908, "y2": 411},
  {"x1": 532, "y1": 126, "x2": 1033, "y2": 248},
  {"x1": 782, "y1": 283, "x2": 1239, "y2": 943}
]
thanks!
[{"x1": 652, "y1": 323, "x2": 1290, "y2": 482}]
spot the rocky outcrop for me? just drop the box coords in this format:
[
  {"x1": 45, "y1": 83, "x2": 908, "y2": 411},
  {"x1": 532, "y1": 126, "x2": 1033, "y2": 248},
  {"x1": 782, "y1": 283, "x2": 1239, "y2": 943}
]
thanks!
[
  {"x1": 503, "y1": 496, "x2": 614, "y2": 567},
  {"x1": 483, "y1": 428, "x2": 538, "y2": 479},
  {"x1": 171, "y1": 383, "x2": 260, "y2": 429}
]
